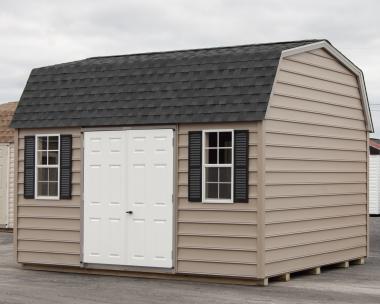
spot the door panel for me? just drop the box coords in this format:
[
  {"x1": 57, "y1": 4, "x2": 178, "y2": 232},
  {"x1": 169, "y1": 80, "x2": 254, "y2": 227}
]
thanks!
[
  {"x1": 83, "y1": 131, "x2": 127, "y2": 265},
  {"x1": 0, "y1": 145, "x2": 8, "y2": 226},
  {"x1": 83, "y1": 129, "x2": 174, "y2": 268},
  {"x1": 126, "y1": 129, "x2": 173, "y2": 267}
]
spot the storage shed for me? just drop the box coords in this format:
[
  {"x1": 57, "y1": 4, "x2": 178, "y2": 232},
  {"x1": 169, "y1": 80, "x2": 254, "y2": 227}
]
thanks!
[
  {"x1": 0, "y1": 101, "x2": 17, "y2": 229},
  {"x1": 369, "y1": 138, "x2": 380, "y2": 215},
  {"x1": 11, "y1": 39, "x2": 372, "y2": 285}
]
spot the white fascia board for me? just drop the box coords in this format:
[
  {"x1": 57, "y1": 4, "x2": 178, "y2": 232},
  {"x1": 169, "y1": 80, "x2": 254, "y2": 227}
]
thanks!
[{"x1": 280, "y1": 41, "x2": 374, "y2": 132}]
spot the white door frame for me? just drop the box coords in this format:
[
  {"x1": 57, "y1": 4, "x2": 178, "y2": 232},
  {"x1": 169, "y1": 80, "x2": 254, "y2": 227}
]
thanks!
[{"x1": 80, "y1": 126, "x2": 177, "y2": 271}]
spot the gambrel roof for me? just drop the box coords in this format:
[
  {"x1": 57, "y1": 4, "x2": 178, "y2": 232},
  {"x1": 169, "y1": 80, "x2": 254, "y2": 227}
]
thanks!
[{"x1": 11, "y1": 39, "x2": 372, "y2": 131}]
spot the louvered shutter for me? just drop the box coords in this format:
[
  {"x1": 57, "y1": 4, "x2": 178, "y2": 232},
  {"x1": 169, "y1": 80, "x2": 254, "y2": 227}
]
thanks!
[
  {"x1": 188, "y1": 131, "x2": 202, "y2": 202},
  {"x1": 60, "y1": 135, "x2": 72, "y2": 199},
  {"x1": 234, "y1": 130, "x2": 249, "y2": 203},
  {"x1": 24, "y1": 136, "x2": 35, "y2": 199}
]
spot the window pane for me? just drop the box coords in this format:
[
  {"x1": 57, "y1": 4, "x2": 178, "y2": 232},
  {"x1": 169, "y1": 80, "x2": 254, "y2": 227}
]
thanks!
[
  {"x1": 219, "y1": 149, "x2": 232, "y2": 164},
  {"x1": 206, "y1": 168, "x2": 218, "y2": 182},
  {"x1": 219, "y1": 183, "x2": 231, "y2": 199},
  {"x1": 49, "y1": 182, "x2": 58, "y2": 197},
  {"x1": 38, "y1": 182, "x2": 49, "y2": 196},
  {"x1": 37, "y1": 151, "x2": 48, "y2": 165},
  {"x1": 48, "y1": 136, "x2": 59, "y2": 150},
  {"x1": 38, "y1": 136, "x2": 47, "y2": 150},
  {"x1": 219, "y1": 132, "x2": 232, "y2": 147},
  {"x1": 38, "y1": 168, "x2": 48, "y2": 182},
  {"x1": 206, "y1": 149, "x2": 217, "y2": 164},
  {"x1": 48, "y1": 151, "x2": 59, "y2": 165},
  {"x1": 206, "y1": 183, "x2": 218, "y2": 199},
  {"x1": 49, "y1": 168, "x2": 59, "y2": 182},
  {"x1": 206, "y1": 132, "x2": 217, "y2": 147},
  {"x1": 220, "y1": 167, "x2": 231, "y2": 182}
]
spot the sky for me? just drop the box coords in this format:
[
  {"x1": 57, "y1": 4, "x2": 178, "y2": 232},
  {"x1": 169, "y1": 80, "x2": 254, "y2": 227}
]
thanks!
[{"x1": 1, "y1": 0, "x2": 379, "y2": 135}]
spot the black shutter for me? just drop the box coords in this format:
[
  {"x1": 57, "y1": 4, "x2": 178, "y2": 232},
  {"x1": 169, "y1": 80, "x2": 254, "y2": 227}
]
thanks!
[
  {"x1": 24, "y1": 136, "x2": 35, "y2": 199},
  {"x1": 60, "y1": 135, "x2": 72, "y2": 199},
  {"x1": 234, "y1": 130, "x2": 249, "y2": 203},
  {"x1": 188, "y1": 131, "x2": 202, "y2": 202}
]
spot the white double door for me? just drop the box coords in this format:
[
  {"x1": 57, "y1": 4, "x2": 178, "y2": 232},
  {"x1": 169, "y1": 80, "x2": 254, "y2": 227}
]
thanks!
[{"x1": 83, "y1": 129, "x2": 174, "y2": 268}]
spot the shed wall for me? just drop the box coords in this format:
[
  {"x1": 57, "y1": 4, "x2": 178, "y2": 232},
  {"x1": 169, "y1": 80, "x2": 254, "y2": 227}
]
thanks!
[
  {"x1": 16, "y1": 123, "x2": 260, "y2": 278},
  {"x1": 369, "y1": 155, "x2": 380, "y2": 215},
  {"x1": 264, "y1": 48, "x2": 368, "y2": 276},
  {"x1": 177, "y1": 122, "x2": 259, "y2": 277},
  {"x1": 8, "y1": 143, "x2": 15, "y2": 228},
  {"x1": 16, "y1": 128, "x2": 81, "y2": 266}
]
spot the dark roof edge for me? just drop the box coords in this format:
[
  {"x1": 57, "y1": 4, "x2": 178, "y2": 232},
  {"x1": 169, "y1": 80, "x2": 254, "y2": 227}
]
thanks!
[
  {"x1": 33, "y1": 39, "x2": 326, "y2": 71},
  {"x1": 87, "y1": 38, "x2": 326, "y2": 60}
]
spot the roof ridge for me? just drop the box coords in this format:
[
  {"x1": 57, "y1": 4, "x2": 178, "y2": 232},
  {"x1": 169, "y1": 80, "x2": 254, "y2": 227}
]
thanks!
[
  {"x1": 86, "y1": 39, "x2": 326, "y2": 61},
  {"x1": 36, "y1": 39, "x2": 326, "y2": 70}
]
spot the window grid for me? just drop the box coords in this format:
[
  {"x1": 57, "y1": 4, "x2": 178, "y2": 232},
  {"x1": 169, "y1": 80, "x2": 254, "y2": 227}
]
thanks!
[
  {"x1": 35, "y1": 135, "x2": 60, "y2": 200},
  {"x1": 202, "y1": 130, "x2": 233, "y2": 203}
]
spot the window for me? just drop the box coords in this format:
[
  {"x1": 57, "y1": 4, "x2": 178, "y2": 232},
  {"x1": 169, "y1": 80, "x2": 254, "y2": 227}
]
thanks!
[
  {"x1": 203, "y1": 130, "x2": 233, "y2": 202},
  {"x1": 35, "y1": 135, "x2": 60, "y2": 199}
]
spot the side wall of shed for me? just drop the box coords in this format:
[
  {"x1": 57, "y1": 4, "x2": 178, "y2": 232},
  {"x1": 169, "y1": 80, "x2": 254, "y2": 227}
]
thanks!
[
  {"x1": 177, "y1": 122, "x2": 260, "y2": 278},
  {"x1": 16, "y1": 128, "x2": 81, "y2": 266},
  {"x1": 264, "y1": 48, "x2": 368, "y2": 277}
]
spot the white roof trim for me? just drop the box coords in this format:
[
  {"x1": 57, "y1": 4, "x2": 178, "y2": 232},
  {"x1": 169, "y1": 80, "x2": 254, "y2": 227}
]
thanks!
[{"x1": 280, "y1": 41, "x2": 373, "y2": 132}]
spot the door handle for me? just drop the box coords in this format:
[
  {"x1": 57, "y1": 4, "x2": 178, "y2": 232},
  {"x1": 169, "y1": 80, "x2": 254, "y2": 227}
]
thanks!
[{"x1": 126, "y1": 211, "x2": 133, "y2": 214}]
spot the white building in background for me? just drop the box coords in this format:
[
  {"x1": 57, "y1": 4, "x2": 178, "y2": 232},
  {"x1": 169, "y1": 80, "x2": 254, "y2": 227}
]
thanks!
[
  {"x1": 0, "y1": 101, "x2": 17, "y2": 229},
  {"x1": 369, "y1": 138, "x2": 380, "y2": 215}
]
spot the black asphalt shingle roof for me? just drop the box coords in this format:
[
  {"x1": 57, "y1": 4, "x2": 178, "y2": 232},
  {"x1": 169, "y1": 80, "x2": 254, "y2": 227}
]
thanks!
[{"x1": 11, "y1": 39, "x2": 324, "y2": 128}]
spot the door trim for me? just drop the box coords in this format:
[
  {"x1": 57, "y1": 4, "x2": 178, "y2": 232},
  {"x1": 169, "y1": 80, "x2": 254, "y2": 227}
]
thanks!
[
  {"x1": 82, "y1": 263, "x2": 175, "y2": 274},
  {"x1": 80, "y1": 126, "x2": 177, "y2": 271},
  {"x1": 81, "y1": 124, "x2": 177, "y2": 132}
]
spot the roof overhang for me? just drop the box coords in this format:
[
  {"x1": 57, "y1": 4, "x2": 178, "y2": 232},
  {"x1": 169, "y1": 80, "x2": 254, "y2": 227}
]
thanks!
[
  {"x1": 370, "y1": 139, "x2": 380, "y2": 150},
  {"x1": 279, "y1": 41, "x2": 373, "y2": 132}
]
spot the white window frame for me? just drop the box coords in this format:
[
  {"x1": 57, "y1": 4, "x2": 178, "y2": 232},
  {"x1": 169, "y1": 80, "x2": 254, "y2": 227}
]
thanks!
[
  {"x1": 35, "y1": 134, "x2": 60, "y2": 200},
  {"x1": 202, "y1": 129, "x2": 234, "y2": 204}
]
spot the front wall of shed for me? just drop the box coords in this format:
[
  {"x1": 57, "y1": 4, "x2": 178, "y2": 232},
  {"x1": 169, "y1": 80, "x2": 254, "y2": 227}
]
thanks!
[
  {"x1": 16, "y1": 123, "x2": 259, "y2": 278},
  {"x1": 16, "y1": 128, "x2": 81, "y2": 266},
  {"x1": 177, "y1": 122, "x2": 259, "y2": 277},
  {"x1": 264, "y1": 48, "x2": 368, "y2": 276}
]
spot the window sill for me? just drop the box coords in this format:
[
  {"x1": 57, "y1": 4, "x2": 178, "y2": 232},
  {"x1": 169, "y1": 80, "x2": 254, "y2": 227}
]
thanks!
[
  {"x1": 35, "y1": 196, "x2": 60, "y2": 200},
  {"x1": 202, "y1": 199, "x2": 233, "y2": 204}
]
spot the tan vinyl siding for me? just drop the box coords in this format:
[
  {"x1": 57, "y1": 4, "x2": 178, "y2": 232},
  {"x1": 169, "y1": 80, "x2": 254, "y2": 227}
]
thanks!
[
  {"x1": 264, "y1": 48, "x2": 368, "y2": 277},
  {"x1": 177, "y1": 122, "x2": 259, "y2": 278},
  {"x1": 16, "y1": 128, "x2": 81, "y2": 267}
]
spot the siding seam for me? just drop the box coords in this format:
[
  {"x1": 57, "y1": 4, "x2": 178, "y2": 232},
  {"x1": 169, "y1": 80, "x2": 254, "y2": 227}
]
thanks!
[
  {"x1": 266, "y1": 117, "x2": 365, "y2": 132},
  {"x1": 279, "y1": 68, "x2": 359, "y2": 88},
  {"x1": 269, "y1": 104, "x2": 363, "y2": 121},
  {"x1": 276, "y1": 80, "x2": 359, "y2": 99},
  {"x1": 267, "y1": 244, "x2": 366, "y2": 264},
  {"x1": 266, "y1": 224, "x2": 367, "y2": 238},
  {"x1": 273, "y1": 92, "x2": 361, "y2": 110},
  {"x1": 266, "y1": 212, "x2": 365, "y2": 224},
  {"x1": 286, "y1": 57, "x2": 352, "y2": 76},
  {"x1": 266, "y1": 234, "x2": 367, "y2": 251}
]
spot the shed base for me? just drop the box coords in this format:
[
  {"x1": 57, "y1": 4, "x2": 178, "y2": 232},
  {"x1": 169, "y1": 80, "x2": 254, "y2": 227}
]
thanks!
[{"x1": 21, "y1": 263, "x2": 267, "y2": 286}]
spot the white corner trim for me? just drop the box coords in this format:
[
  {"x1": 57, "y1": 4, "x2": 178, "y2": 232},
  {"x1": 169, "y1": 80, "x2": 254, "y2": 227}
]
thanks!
[{"x1": 279, "y1": 41, "x2": 373, "y2": 132}]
